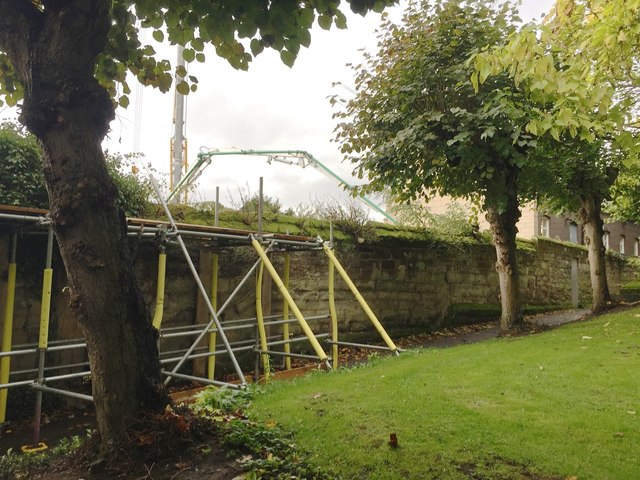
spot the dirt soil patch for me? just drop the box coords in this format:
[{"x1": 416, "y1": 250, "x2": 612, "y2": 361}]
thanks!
[{"x1": 6, "y1": 405, "x2": 245, "y2": 480}]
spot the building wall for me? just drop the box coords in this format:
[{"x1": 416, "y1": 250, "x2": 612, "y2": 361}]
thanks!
[{"x1": 602, "y1": 220, "x2": 640, "y2": 256}]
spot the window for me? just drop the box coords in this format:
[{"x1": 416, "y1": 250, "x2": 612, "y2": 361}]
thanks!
[
  {"x1": 569, "y1": 222, "x2": 578, "y2": 243},
  {"x1": 603, "y1": 231, "x2": 610, "y2": 249},
  {"x1": 540, "y1": 216, "x2": 550, "y2": 237},
  {"x1": 635, "y1": 238, "x2": 640, "y2": 256},
  {"x1": 620, "y1": 236, "x2": 626, "y2": 255}
]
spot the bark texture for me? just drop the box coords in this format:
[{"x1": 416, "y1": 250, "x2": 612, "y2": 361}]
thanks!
[
  {"x1": 0, "y1": 1, "x2": 168, "y2": 448},
  {"x1": 579, "y1": 194, "x2": 611, "y2": 312},
  {"x1": 485, "y1": 172, "x2": 523, "y2": 333}
]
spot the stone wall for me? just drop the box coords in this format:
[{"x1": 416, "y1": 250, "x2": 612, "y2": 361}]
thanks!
[{"x1": 1, "y1": 234, "x2": 638, "y2": 375}]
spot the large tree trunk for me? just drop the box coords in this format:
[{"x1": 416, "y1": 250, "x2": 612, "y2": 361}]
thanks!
[
  {"x1": 485, "y1": 173, "x2": 523, "y2": 333},
  {"x1": 0, "y1": 1, "x2": 168, "y2": 449},
  {"x1": 579, "y1": 194, "x2": 611, "y2": 312}
]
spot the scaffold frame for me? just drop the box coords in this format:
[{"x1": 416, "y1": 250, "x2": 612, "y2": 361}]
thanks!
[{"x1": 0, "y1": 202, "x2": 399, "y2": 445}]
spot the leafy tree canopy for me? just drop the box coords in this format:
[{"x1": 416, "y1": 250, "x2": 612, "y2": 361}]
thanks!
[
  {"x1": 472, "y1": 0, "x2": 640, "y2": 159},
  {"x1": 335, "y1": 0, "x2": 543, "y2": 213},
  {"x1": 0, "y1": 0, "x2": 397, "y2": 109}
]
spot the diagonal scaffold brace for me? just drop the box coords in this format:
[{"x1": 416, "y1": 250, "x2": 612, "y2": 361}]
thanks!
[
  {"x1": 148, "y1": 174, "x2": 248, "y2": 387},
  {"x1": 250, "y1": 235, "x2": 332, "y2": 371}
]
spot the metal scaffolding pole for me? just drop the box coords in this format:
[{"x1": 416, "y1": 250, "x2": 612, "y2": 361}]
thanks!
[
  {"x1": 251, "y1": 236, "x2": 331, "y2": 370},
  {"x1": 322, "y1": 243, "x2": 398, "y2": 354},
  {"x1": 0, "y1": 233, "x2": 17, "y2": 423},
  {"x1": 33, "y1": 226, "x2": 54, "y2": 447},
  {"x1": 148, "y1": 174, "x2": 247, "y2": 386}
]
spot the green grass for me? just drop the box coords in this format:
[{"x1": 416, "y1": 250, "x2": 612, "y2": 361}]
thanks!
[{"x1": 249, "y1": 308, "x2": 640, "y2": 479}]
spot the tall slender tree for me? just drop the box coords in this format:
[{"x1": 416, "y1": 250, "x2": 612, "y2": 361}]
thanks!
[
  {"x1": 335, "y1": 0, "x2": 547, "y2": 332},
  {"x1": 473, "y1": 0, "x2": 640, "y2": 312}
]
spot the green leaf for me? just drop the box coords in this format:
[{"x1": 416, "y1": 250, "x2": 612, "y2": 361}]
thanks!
[
  {"x1": 299, "y1": 29, "x2": 311, "y2": 48},
  {"x1": 298, "y1": 8, "x2": 315, "y2": 28},
  {"x1": 250, "y1": 39, "x2": 264, "y2": 56},
  {"x1": 334, "y1": 11, "x2": 348, "y2": 29},
  {"x1": 176, "y1": 81, "x2": 190, "y2": 95},
  {"x1": 191, "y1": 38, "x2": 204, "y2": 52},
  {"x1": 118, "y1": 95, "x2": 130, "y2": 108},
  {"x1": 470, "y1": 72, "x2": 479, "y2": 93},
  {"x1": 182, "y1": 48, "x2": 196, "y2": 62},
  {"x1": 318, "y1": 14, "x2": 332, "y2": 30},
  {"x1": 280, "y1": 50, "x2": 296, "y2": 67},
  {"x1": 152, "y1": 30, "x2": 164, "y2": 42}
]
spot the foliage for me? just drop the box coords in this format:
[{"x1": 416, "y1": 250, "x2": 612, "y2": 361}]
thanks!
[
  {"x1": 0, "y1": 0, "x2": 398, "y2": 110},
  {"x1": 192, "y1": 386, "x2": 254, "y2": 415},
  {"x1": 190, "y1": 385, "x2": 338, "y2": 478},
  {"x1": 605, "y1": 162, "x2": 640, "y2": 223},
  {"x1": 388, "y1": 198, "x2": 476, "y2": 239},
  {"x1": 222, "y1": 419, "x2": 340, "y2": 479},
  {"x1": 314, "y1": 197, "x2": 377, "y2": 241},
  {"x1": 534, "y1": 139, "x2": 619, "y2": 217},
  {"x1": 471, "y1": 1, "x2": 638, "y2": 223},
  {"x1": 0, "y1": 435, "x2": 82, "y2": 480},
  {"x1": 250, "y1": 308, "x2": 640, "y2": 479},
  {"x1": 471, "y1": 0, "x2": 639, "y2": 313},
  {"x1": 472, "y1": 0, "x2": 640, "y2": 159},
  {"x1": 105, "y1": 152, "x2": 154, "y2": 216},
  {"x1": 0, "y1": 136, "x2": 153, "y2": 214},
  {"x1": 334, "y1": 0, "x2": 553, "y2": 329},
  {"x1": 0, "y1": 122, "x2": 47, "y2": 208},
  {"x1": 334, "y1": 0, "x2": 542, "y2": 212},
  {"x1": 225, "y1": 183, "x2": 288, "y2": 227}
]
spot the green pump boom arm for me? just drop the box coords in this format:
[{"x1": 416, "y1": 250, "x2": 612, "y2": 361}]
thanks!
[{"x1": 166, "y1": 148, "x2": 398, "y2": 224}]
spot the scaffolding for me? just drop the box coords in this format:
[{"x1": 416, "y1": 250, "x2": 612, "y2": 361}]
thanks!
[{"x1": 0, "y1": 202, "x2": 399, "y2": 444}]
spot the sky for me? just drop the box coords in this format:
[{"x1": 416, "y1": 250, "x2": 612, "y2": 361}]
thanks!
[{"x1": 1, "y1": 0, "x2": 557, "y2": 218}]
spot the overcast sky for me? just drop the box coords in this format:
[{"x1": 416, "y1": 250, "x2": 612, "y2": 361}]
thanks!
[{"x1": 2, "y1": 0, "x2": 556, "y2": 218}]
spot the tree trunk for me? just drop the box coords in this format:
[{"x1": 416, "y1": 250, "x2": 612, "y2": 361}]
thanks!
[
  {"x1": 579, "y1": 194, "x2": 611, "y2": 312},
  {"x1": 0, "y1": 1, "x2": 168, "y2": 449},
  {"x1": 485, "y1": 174, "x2": 523, "y2": 333}
]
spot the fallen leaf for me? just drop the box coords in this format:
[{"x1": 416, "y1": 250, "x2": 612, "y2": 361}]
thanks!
[
  {"x1": 581, "y1": 336, "x2": 592, "y2": 340},
  {"x1": 136, "y1": 433, "x2": 155, "y2": 446},
  {"x1": 627, "y1": 411, "x2": 636, "y2": 415},
  {"x1": 613, "y1": 432, "x2": 625, "y2": 438}
]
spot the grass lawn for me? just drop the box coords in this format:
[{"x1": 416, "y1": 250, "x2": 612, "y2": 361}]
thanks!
[{"x1": 249, "y1": 308, "x2": 640, "y2": 479}]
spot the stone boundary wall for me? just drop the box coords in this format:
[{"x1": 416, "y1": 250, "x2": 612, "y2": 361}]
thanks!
[{"x1": 1, "y1": 234, "x2": 638, "y2": 374}]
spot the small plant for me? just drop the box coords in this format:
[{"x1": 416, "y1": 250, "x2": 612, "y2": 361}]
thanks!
[
  {"x1": 226, "y1": 183, "x2": 284, "y2": 227},
  {"x1": 222, "y1": 419, "x2": 340, "y2": 479},
  {"x1": 314, "y1": 196, "x2": 377, "y2": 242},
  {"x1": 0, "y1": 434, "x2": 83, "y2": 480},
  {"x1": 192, "y1": 386, "x2": 254, "y2": 415}
]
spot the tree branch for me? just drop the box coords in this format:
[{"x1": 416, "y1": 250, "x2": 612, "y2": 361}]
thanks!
[{"x1": 0, "y1": 1, "x2": 41, "y2": 52}]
